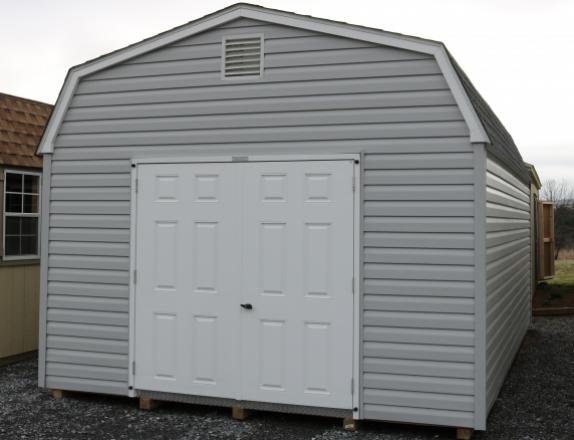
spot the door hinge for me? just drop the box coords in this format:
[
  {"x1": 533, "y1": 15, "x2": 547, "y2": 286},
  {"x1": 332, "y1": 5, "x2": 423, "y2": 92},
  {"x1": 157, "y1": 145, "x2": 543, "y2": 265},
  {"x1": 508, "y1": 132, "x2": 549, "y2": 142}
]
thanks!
[
  {"x1": 352, "y1": 276, "x2": 355, "y2": 294},
  {"x1": 352, "y1": 177, "x2": 355, "y2": 192},
  {"x1": 133, "y1": 269, "x2": 137, "y2": 284},
  {"x1": 351, "y1": 378, "x2": 354, "y2": 394},
  {"x1": 135, "y1": 178, "x2": 139, "y2": 193},
  {"x1": 132, "y1": 361, "x2": 136, "y2": 375}
]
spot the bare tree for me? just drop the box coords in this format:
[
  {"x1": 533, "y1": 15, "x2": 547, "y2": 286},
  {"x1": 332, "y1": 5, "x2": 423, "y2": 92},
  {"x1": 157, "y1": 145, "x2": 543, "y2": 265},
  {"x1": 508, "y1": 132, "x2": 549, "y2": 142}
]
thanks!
[
  {"x1": 540, "y1": 178, "x2": 574, "y2": 259},
  {"x1": 540, "y1": 178, "x2": 574, "y2": 207}
]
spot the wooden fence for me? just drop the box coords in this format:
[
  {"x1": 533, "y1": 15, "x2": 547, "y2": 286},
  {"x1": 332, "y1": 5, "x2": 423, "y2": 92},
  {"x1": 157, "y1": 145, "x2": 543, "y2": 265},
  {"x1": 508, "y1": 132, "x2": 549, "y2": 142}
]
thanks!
[{"x1": 537, "y1": 201, "x2": 555, "y2": 280}]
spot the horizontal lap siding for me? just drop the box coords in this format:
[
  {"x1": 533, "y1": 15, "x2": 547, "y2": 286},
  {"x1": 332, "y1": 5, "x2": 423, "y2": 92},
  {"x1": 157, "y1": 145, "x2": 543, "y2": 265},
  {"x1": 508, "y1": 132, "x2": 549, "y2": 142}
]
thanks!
[
  {"x1": 46, "y1": 17, "x2": 476, "y2": 424},
  {"x1": 47, "y1": 158, "x2": 131, "y2": 393},
  {"x1": 363, "y1": 142, "x2": 476, "y2": 428},
  {"x1": 484, "y1": 158, "x2": 530, "y2": 412}
]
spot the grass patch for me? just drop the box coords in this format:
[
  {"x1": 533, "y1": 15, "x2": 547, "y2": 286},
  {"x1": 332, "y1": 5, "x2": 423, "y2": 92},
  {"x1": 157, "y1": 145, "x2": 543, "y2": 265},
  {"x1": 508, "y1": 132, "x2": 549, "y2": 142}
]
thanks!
[
  {"x1": 547, "y1": 259, "x2": 574, "y2": 290},
  {"x1": 535, "y1": 259, "x2": 574, "y2": 309}
]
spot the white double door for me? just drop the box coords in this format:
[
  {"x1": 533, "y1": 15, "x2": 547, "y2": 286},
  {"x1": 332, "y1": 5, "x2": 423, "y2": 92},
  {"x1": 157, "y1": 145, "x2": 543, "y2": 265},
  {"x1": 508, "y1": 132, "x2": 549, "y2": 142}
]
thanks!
[{"x1": 134, "y1": 160, "x2": 355, "y2": 409}]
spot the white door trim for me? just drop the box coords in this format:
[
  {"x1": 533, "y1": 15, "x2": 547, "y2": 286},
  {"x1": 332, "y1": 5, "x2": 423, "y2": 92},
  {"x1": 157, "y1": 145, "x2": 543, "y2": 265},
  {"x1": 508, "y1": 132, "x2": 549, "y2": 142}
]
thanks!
[
  {"x1": 131, "y1": 153, "x2": 359, "y2": 166},
  {"x1": 128, "y1": 163, "x2": 138, "y2": 397},
  {"x1": 128, "y1": 154, "x2": 361, "y2": 410},
  {"x1": 352, "y1": 157, "x2": 361, "y2": 420}
]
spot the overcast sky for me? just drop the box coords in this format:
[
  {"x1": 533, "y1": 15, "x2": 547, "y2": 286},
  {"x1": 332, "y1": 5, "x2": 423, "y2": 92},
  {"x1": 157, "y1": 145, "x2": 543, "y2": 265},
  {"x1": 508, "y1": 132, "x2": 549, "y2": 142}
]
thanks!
[{"x1": 2, "y1": 0, "x2": 572, "y2": 183}]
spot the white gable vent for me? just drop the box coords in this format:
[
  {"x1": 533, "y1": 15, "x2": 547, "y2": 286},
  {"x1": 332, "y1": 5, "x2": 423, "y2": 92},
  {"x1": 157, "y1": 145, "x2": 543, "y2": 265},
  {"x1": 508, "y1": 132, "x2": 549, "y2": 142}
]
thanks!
[{"x1": 222, "y1": 35, "x2": 263, "y2": 79}]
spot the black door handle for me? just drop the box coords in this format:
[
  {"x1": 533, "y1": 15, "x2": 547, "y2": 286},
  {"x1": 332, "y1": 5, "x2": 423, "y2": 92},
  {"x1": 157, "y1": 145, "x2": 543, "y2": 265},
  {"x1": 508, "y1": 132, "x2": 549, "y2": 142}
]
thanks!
[{"x1": 240, "y1": 303, "x2": 253, "y2": 310}]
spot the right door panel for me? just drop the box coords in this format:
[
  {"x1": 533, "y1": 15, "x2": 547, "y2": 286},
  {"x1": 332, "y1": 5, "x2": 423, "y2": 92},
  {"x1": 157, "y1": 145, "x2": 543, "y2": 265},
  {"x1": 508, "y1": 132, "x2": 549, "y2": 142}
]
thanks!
[{"x1": 240, "y1": 161, "x2": 355, "y2": 409}]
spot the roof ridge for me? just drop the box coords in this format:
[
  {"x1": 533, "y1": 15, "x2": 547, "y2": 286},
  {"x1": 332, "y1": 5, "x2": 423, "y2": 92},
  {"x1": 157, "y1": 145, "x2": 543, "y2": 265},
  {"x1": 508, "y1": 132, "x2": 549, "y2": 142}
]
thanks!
[{"x1": 68, "y1": 2, "x2": 445, "y2": 73}]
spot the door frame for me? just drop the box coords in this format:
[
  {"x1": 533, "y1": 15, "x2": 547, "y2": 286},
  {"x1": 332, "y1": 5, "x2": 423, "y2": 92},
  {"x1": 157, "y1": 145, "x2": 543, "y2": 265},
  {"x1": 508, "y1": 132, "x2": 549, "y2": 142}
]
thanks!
[{"x1": 128, "y1": 154, "x2": 361, "y2": 418}]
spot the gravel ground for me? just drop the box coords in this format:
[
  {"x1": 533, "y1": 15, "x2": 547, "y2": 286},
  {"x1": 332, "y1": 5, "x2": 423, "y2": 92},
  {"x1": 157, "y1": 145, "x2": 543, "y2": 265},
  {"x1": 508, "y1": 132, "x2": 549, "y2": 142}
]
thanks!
[{"x1": 0, "y1": 316, "x2": 572, "y2": 440}]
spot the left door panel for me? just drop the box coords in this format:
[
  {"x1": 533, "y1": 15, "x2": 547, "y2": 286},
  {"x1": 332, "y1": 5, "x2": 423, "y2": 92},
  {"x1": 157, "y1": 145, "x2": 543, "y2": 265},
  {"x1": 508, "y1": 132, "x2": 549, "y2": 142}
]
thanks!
[{"x1": 134, "y1": 163, "x2": 242, "y2": 399}]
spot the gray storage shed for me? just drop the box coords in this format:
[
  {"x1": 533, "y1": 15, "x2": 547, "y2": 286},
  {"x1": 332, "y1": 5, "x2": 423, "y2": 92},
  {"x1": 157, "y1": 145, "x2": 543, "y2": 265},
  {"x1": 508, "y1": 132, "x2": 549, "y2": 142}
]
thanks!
[{"x1": 37, "y1": 3, "x2": 531, "y2": 435}]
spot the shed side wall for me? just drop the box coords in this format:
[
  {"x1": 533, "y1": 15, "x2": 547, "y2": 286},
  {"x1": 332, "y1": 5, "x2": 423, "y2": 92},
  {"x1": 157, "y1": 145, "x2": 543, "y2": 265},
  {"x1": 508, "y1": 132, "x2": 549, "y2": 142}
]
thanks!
[
  {"x1": 44, "y1": 18, "x2": 477, "y2": 427},
  {"x1": 485, "y1": 157, "x2": 530, "y2": 412}
]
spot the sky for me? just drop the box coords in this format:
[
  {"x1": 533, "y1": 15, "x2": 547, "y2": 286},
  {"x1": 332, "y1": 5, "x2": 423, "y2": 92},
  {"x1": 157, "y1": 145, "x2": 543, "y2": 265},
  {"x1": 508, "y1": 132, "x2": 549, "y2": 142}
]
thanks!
[{"x1": 2, "y1": 0, "x2": 573, "y2": 184}]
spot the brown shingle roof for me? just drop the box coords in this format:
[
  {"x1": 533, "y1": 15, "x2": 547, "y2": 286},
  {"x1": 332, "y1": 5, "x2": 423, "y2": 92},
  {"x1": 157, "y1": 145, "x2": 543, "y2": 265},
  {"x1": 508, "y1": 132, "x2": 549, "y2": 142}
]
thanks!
[{"x1": 0, "y1": 93, "x2": 53, "y2": 168}]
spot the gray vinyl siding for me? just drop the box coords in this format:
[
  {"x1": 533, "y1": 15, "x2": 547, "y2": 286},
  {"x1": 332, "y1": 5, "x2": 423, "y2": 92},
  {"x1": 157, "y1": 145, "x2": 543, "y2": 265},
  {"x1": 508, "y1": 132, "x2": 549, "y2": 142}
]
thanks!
[
  {"x1": 484, "y1": 157, "x2": 530, "y2": 412},
  {"x1": 45, "y1": 18, "x2": 477, "y2": 426}
]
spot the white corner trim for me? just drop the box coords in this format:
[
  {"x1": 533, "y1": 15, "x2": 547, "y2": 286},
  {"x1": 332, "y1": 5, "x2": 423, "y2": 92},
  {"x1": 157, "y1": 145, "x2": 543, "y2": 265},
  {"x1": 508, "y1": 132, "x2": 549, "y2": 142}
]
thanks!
[
  {"x1": 37, "y1": 4, "x2": 490, "y2": 154},
  {"x1": 37, "y1": 154, "x2": 52, "y2": 388},
  {"x1": 472, "y1": 143, "x2": 488, "y2": 430}
]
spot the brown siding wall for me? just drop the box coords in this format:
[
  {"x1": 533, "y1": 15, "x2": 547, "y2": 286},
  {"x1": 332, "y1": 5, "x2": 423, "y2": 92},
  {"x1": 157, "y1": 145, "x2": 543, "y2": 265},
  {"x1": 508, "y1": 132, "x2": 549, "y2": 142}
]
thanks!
[
  {"x1": 0, "y1": 167, "x2": 3, "y2": 256},
  {"x1": 0, "y1": 165, "x2": 41, "y2": 359},
  {"x1": 0, "y1": 263, "x2": 40, "y2": 358}
]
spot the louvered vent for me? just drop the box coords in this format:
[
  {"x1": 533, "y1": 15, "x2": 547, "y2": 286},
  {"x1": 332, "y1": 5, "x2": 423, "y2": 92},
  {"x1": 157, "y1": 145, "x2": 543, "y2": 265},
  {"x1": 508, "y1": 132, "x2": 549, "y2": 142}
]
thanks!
[{"x1": 223, "y1": 35, "x2": 263, "y2": 78}]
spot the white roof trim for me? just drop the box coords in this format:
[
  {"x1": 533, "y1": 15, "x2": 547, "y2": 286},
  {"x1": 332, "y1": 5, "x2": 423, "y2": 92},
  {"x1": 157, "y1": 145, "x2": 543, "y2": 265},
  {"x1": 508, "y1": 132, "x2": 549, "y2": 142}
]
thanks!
[{"x1": 37, "y1": 4, "x2": 489, "y2": 154}]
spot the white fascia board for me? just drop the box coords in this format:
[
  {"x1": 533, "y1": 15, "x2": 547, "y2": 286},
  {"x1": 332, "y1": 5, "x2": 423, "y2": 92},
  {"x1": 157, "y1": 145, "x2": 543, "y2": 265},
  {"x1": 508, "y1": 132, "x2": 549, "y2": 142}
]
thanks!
[{"x1": 37, "y1": 4, "x2": 489, "y2": 154}]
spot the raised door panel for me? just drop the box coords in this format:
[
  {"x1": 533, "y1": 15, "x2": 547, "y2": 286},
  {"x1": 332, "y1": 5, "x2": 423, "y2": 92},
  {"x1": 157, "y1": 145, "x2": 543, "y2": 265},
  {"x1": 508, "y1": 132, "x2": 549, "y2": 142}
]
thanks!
[
  {"x1": 303, "y1": 322, "x2": 331, "y2": 394},
  {"x1": 154, "y1": 221, "x2": 178, "y2": 290},
  {"x1": 153, "y1": 313, "x2": 177, "y2": 380},
  {"x1": 191, "y1": 315, "x2": 218, "y2": 385}
]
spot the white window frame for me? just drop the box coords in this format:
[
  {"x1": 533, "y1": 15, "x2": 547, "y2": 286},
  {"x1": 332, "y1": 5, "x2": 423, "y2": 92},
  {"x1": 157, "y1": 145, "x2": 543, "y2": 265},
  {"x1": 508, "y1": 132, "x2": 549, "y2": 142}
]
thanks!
[{"x1": 3, "y1": 169, "x2": 42, "y2": 260}]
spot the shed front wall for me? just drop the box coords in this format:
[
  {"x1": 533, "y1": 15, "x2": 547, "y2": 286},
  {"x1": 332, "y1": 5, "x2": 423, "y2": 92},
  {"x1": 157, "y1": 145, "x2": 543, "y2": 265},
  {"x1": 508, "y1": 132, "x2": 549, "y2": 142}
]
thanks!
[
  {"x1": 43, "y1": 18, "x2": 478, "y2": 427},
  {"x1": 484, "y1": 157, "x2": 530, "y2": 412}
]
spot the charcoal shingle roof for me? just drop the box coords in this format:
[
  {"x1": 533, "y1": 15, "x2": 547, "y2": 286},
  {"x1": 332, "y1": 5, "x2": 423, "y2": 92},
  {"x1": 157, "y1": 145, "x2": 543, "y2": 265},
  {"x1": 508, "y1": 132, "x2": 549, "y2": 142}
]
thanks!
[{"x1": 447, "y1": 54, "x2": 529, "y2": 182}]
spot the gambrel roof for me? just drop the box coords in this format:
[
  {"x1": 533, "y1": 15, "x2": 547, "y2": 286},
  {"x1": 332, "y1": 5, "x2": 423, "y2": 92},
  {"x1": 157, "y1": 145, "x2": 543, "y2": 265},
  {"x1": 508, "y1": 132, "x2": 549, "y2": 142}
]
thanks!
[
  {"x1": 447, "y1": 54, "x2": 529, "y2": 182},
  {"x1": 37, "y1": 2, "x2": 528, "y2": 182}
]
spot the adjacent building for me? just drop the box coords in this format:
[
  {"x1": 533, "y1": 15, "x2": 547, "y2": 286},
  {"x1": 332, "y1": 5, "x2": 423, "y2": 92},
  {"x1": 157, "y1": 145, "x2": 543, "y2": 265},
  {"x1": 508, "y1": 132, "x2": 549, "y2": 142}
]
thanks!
[{"x1": 0, "y1": 93, "x2": 52, "y2": 362}]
